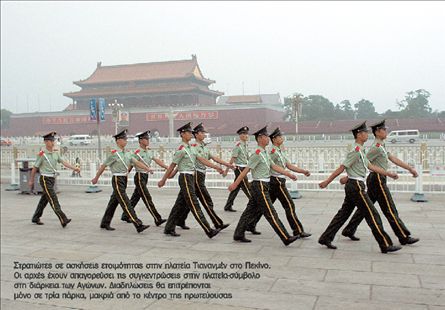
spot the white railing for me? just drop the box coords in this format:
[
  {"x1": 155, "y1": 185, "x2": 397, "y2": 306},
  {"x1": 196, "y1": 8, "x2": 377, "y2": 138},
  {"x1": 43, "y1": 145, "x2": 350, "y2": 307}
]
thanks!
[{"x1": 2, "y1": 142, "x2": 444, "y2": 193}]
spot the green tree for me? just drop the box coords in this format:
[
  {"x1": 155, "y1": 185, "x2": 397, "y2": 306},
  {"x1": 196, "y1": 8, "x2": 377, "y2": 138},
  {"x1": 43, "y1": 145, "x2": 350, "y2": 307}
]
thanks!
[
  {"x1": 300, "y1": 95, "x2": 335, "y2": 121},
  {"x1": 338, "y1": 100, "x2": 354, "y2": 119},
  {"x1": 397, "y1": 89, "x2": 432, "y2": 118},
  {"x1": 1, "y1": 109, "x2": 13, "y2": 129},
  {"x1": 354, "y1": 99, "x2": 378, "y2": 119}
]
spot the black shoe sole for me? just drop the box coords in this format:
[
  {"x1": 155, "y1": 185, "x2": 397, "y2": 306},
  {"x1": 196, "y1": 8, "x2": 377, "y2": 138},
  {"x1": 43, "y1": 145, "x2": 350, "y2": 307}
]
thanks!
[
  {"x1": 156, "y1": 219, "x2": 167, "y2": 226},
  {"x1": 164, "y1": 231, "x2": 180, "y2": 237},
  {"x1": 100, "y1": 226, "x2": 116, "y2": 231},
  {"x1": 234, "y1": 236, "x2": 251, "y2": 243},
  {"x1": 318, "y1": 240, "x2": 337, "y2": 249}
]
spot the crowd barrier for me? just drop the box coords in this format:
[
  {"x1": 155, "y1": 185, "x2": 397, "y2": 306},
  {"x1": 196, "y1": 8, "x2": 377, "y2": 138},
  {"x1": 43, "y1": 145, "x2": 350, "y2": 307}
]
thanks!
[{"x1": 2, "y1": 142, "x2": 444, "y2": 194}]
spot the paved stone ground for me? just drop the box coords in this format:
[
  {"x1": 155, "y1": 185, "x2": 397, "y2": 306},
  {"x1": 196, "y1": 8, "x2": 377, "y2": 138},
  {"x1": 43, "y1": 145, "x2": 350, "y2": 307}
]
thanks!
[{"x1": 1, "y1": 183, "x2": 444, "y2": 310}]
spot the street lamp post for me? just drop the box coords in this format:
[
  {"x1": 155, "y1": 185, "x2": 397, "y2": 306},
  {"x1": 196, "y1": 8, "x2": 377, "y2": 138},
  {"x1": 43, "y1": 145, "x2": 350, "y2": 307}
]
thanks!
[{"x1": 109, "y1": 99, "x2": 124, "y2": 135}]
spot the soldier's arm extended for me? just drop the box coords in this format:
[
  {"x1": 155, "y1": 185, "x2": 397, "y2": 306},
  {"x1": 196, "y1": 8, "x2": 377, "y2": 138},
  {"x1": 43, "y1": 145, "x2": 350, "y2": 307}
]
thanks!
[
  {"x1": 61, "y1": 160, "x2": 80, "y2": 172},
  {"x1": 28, "y1": 167, "x2": 38, "y2": 189},
  {"x1": 286, "y1": 163, "x2": 310, "y2": 176},
  {"x1": 368, "y1": 163, "x2": 398, "y2": 179},
  {"x1": 158, "y1": 163, "x2": 177, "y2": 187},
  {"x1": 91, "y1": 164, "x2": 107, "y2": 184},
  {"x1": 130, "y1": 158, "x2": 153, "y2": 173},
  {"x1": 319, "y1": 165, "x2": 346, "y2": 188},
  {"x1": 271, "y1": 164, "x2": 297, "y2": 180},
  {"x1": 388, "y1": 155, "x2": 418, "y2": 177},
  {"x1": 228, "y1": 167, "x2": 250, "y2": 191},
  {"x1": 223, "y1": 157, "x2": 236, "y2": 176},
  {"x1": 153, "y1": 157, "x2": 169, "y2": 170},
  {"x1": 196, "y1": 156, "x2": 224, "y2": 174},
  {"x1": 210, "y1": 155, "x2": 235, "y2": 169}
]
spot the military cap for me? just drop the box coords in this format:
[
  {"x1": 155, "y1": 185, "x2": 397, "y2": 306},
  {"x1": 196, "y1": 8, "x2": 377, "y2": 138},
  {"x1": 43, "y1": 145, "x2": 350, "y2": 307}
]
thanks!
[
  {"x1": 269, "y1": 127, "x2": 283, "y2": 139},
  {"x1": 253, "y1": 126, "x2": 268, "y2": 139},
  {"x1": 113, "y1": 129, "x2": 128, "y2": 140},
  {"x1": 42, "y1": 131, "x2": 57, "y2": 141},
  {"x1": 177, "y1": 122, "x2": 193, "y2": 133},
  {"x1": 193, "y1": 123, "x2": 207, "y2": 134},
  {"x1": 350, "y1": 121, "x2": 369, "y2": 135},
  {"x1": 236, "y1": 126, "x2": 249, "y2": 135},
  {"x1": 370, "y1": 119, "x2": 387, "y2": 133},
  {"x1": 135, "y1": 130, "x2": 150, "y2": 140}
]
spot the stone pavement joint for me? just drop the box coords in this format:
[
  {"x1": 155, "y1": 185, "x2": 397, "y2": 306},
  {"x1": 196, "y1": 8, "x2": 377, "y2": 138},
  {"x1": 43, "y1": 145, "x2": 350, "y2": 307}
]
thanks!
[{"x1": 1, "y1": 184, "x2": 444, "y2": 310}]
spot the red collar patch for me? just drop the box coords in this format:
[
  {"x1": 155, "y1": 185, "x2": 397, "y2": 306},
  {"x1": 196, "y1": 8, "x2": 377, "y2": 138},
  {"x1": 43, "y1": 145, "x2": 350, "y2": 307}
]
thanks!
[
  {"x1": 255, "y1": 149, "x2": 261, "y2": 155},
  {"x1": 355, "y1": 146, "x2": 360, "y2": 152},
  {"x1": 111, "y1": 149, "x2": 117, "y2": 154},
  {"x1": 271, "y1": 148, "x2": 276, "y2": 154},
  {"x1": 38, "y1": 150, "x2": 44, "y2": 157},
  {"x1": 178, "y1": 145, "x2": 184, "y2": 150},
  {"x1": 376, "y1": 143, "x2": 381, "y2": 147},
  {"x1": 236, "y1": 142, "x2": 241, "y2": 146},
  {"x1": 135, "y1": 149, "x2": 140, "y2": 154}
]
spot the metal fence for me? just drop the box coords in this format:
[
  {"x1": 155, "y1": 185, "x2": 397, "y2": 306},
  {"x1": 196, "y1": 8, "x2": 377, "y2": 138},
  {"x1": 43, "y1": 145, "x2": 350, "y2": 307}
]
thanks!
[{"x1": 2, "y1": 142, "x2": 444, "y2": 193}]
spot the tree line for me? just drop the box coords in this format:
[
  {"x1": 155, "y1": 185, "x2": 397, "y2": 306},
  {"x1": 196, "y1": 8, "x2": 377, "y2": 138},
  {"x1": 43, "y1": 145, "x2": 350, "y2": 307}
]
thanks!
[{"x1": 283, "y1": 89, "x2": 445, "y2": 121}]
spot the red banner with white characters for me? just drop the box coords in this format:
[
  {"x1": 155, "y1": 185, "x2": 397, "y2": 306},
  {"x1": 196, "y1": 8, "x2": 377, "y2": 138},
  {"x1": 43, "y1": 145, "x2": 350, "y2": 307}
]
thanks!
[
  {"x1": 145, "y1": 111, "x2": 218, "y2": 121},
  {"x1": 42, "y1": 116, "x2": 93, "y2": 125}
]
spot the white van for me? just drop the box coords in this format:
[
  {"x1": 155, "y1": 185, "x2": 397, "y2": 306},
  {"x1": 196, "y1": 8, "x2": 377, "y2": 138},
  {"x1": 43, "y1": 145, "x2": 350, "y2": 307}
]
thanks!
[
  {"x1": 68, "y1": 135, "x2": 92, "y2": 146},
  {"x1": 387, "y1": 130, "x2": 419, "y2": 144}
]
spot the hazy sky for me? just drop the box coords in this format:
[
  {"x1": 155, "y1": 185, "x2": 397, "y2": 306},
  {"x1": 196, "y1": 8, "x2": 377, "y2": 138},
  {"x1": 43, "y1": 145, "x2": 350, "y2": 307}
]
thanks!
[{"x1": 2, "y1": 1, "x2": 444, "y2": 114}]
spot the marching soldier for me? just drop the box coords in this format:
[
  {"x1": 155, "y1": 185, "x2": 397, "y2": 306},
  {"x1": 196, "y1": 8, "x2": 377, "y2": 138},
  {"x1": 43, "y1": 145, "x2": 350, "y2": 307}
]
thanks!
[
  {"x1": 121, "y1": 130, "x2": 169, "y2": 226},
  {"x1": 341, "y1": 120, "x2": 419, "y2": 245},
  {"x1": 29, "y1": 131, "x2": 80, "y2": 228},
  {"x1": 158, "y1": 122, "x2": 221, "y2": 239},
  {"x1": 223, "y1": 126, "x2": 252, "y2": 212},
  {"x1": 318, "y1": 121, "x2": 402, "y2": 253},
  {"x1": 268, "y1": 127, "x2": 312, "y2": 238},
  {"x1": 91, "y1": 129, "x2": 151, "y2": 233},
  {"x1": 230, "y1": 126, "x2": 299, "y2": 246},
  {"x1": 175, "y1": 123, "x2": 233, "y2": 231}
]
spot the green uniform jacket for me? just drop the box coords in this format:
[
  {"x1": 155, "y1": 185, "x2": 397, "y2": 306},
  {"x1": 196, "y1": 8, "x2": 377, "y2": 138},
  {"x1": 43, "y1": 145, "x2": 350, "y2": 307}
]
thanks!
[
  {"x1": 248, "y1": 146, "x2": 273, "y2": 180},
  {"x1": 232, "y1": 141, "x2": 249, "y2": 166},
  {"x1": 133, "y1": 147, "x2": 154, "y2": 173},
  {"x1": 193, "y1": 142, "x2": 212, "y2": 172},
  {"x1": 367, "y1": 138, "x2": 390, "y2": 171},
  {"x1": 342, "y1": 143, "x2": 369, "y2": 178},
  {"x1": 269, "y1": 145, "x2": 290, "y2": 176},
  {"x1": 103, "y1": 149, "x2": 136, "y2": 174},
  {"x1": 34, "y1": 150, "x2": 64, "y2": 174},
  {"x1": 172, "y1": 142, "x2": 196, "y2": 172}
]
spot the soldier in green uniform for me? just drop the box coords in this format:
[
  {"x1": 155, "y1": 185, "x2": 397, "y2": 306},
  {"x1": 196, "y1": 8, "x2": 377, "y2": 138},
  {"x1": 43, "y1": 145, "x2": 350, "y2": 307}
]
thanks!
[
  {"x1": 268, "y1": 127, "x2": 312, "y2": 238},
  {"x1": 223, "y1": 126, "x2": 252, "y2": 212},
  {"x1": 176, "y1": 123, "x2": 233, "y2": 231},
  {"x1": 341, "y1": 120, "x2": 419, "y2": 245},
  {"x1": 230, "y1": 126, "x2": 299, "y2": 246},
  {"x1": 91, "y1": 129, "x2": 151, "y2": 233},
  {"x1": 29, "y1": 131, "x2": 80, "y2": 227},
  {"x1": 318, "y1": 122, "x2": 402, "y2": 253},
  {"x1": 121, "y1": 130, "x2": 169, "y2": 226},
  {"x1": 158, "y1": 122, "x2": 221, "y2": 239}
]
